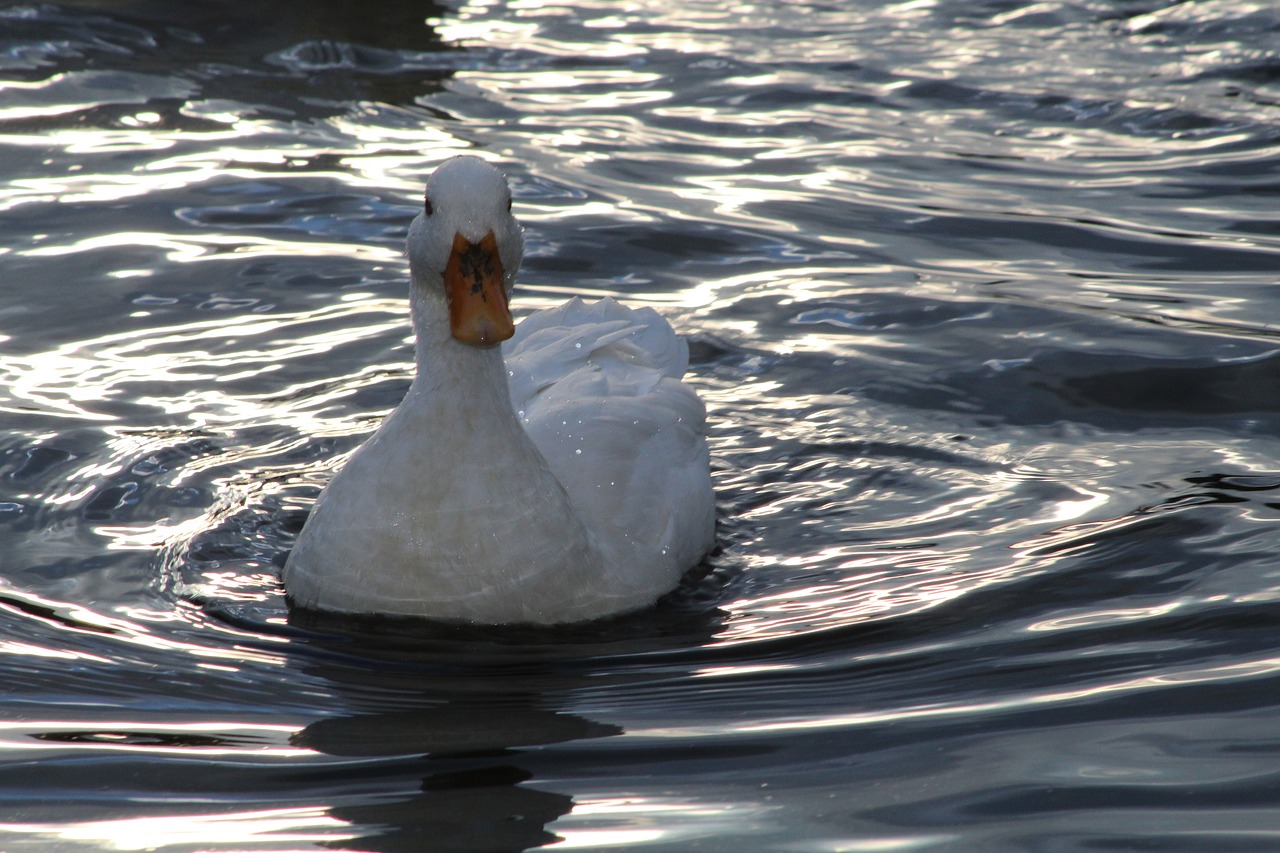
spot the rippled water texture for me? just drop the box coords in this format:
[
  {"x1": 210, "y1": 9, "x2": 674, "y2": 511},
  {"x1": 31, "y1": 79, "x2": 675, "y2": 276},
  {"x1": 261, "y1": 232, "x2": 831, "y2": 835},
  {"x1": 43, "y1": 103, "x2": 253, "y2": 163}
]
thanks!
[{"x1": 2, "y1": 0, "x2": 1280, "y2": 850}]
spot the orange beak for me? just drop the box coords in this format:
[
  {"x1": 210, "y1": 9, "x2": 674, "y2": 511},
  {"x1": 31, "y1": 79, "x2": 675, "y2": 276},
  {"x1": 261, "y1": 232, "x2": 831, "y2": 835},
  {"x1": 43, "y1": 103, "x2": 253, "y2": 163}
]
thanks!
[{"x1": 442, "y1": 230, "x2": 515, "y2": 347}]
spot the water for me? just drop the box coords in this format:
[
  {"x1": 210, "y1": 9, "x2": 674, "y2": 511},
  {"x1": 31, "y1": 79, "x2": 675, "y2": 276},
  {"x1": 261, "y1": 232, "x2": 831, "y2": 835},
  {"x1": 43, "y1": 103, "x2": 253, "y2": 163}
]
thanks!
[{"x1": 2, "y1": 0, "x2": 1279, "y2": 849}]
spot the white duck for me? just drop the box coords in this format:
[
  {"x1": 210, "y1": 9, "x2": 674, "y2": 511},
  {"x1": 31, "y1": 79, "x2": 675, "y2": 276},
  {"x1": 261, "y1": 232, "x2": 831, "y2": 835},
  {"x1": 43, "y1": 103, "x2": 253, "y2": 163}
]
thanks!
[{"x1": 283, "y1": 156, "x2": 715, "y2": 624}]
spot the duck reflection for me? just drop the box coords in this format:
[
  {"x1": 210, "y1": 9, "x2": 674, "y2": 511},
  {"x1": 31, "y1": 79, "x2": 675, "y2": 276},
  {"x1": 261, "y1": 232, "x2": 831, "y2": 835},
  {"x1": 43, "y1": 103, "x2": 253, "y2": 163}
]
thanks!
[
  {"x1": 285, "y1": 609, "x2": 668, "y2": 853},
  {"x1": 326, "y1": 764, "x2": 570, "y2": 852},
  {"x1": 294, "y1": 705, "x2": 616, "y2": 852}
]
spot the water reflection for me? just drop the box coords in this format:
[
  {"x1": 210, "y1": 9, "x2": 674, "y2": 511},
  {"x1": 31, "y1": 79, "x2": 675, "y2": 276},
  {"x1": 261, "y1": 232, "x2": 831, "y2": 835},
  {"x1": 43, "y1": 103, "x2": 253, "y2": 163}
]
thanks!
[
  {"x1": 296, "y1": 708, "x2": 594, "y2": 852},
  {"x1": 1, "y1": 0, "x2": 454, "y2": 120},
  {"x1": 2, "y1": 0, "x2": 1280, "y2": 847},
  {"x1": 0, "y1": 807, "x2": 356, "y2": 851},
  {"x1": 284, "y1": 616, "x2": 644, "y2": 852},
  {"x1": 325, "y1": 767, "x2": 571, "y2": 852}
]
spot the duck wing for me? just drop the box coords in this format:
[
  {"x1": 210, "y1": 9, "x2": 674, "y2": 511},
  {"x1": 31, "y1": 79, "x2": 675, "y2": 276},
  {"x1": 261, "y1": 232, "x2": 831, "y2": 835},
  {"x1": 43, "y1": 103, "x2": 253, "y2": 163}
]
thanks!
[{"x1": 504, "y1": 297, "x2": 715, "y2": 585}]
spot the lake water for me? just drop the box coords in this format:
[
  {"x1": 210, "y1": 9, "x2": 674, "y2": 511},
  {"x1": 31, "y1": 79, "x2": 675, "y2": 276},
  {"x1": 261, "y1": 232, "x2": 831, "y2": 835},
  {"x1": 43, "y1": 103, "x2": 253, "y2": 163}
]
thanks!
[{"x1": 2, "y1": 0, "x2": 1280, "y2": 850}]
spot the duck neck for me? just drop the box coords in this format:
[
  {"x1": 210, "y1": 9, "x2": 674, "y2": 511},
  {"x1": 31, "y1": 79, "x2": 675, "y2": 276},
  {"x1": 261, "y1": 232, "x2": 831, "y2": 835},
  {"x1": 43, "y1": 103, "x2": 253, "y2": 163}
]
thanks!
[{"x1": 407, "y1": 280, "x2": 513, "y2": 421}]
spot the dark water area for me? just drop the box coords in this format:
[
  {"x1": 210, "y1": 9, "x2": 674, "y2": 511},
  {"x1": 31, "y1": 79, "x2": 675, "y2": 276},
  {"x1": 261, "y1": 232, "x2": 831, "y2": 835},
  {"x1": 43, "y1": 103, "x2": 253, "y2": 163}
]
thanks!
[{"x1": 1, "y1": 0, "x2": 1280, "y2": 849}]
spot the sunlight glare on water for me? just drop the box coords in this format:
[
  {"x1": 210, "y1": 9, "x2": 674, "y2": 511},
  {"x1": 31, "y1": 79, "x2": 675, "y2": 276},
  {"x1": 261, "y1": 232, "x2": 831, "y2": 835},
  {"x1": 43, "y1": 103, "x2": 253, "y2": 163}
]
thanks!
[{"x1": 0, "y1": 807, "x2": 358, "y2": 852}]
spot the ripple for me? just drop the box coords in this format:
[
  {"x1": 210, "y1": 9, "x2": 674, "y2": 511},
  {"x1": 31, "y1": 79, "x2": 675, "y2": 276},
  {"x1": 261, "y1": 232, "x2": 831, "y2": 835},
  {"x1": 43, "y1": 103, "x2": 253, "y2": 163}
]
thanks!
[{"x1": 2, "y1": 0, "x2": 1280, "y2": 849}]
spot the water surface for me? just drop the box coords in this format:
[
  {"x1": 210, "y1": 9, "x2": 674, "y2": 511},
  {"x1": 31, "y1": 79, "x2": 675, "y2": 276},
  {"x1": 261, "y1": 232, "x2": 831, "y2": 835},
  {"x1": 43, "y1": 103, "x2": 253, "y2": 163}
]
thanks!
[{"x1": 2, "y1": 0, "x2": 1280, "y2": 850}]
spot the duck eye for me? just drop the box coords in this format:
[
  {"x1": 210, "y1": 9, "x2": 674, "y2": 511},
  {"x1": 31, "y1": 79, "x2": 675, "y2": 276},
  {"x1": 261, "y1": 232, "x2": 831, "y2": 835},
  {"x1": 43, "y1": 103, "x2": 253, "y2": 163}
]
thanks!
[{"x1": 424, "y1": 195, "x2": 434, "y2": 216}]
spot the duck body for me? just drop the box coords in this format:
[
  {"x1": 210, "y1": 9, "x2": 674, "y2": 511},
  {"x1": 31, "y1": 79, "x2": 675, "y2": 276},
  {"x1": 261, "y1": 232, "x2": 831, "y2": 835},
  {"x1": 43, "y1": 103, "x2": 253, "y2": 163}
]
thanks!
[{"x1": 283, "y1": 157, "x2": 715, "y2": 624}]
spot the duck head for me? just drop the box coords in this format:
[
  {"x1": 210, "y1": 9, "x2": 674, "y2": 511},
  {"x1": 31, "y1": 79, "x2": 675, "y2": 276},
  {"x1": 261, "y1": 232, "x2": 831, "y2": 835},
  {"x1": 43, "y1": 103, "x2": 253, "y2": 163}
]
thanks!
[{"x1": 407, "y1": 156, "x2": 525, "y2": 347}]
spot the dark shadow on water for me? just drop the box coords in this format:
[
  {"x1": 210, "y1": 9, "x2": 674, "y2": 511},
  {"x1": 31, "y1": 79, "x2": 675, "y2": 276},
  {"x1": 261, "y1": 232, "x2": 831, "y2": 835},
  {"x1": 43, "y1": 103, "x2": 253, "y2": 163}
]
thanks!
[
  {"x1": 47, "y1": 0, "x2": 451, "y2": 52},
  {"x1": 283, "y1": 599, "x2": 723, "y2": 851},
  {"x1": 323, "y1": 765, "x2": 573, "y2": 853},
  {"x1": 294, "y1": 707, "x2": 611, "y2": 852},
  {"x1": 8, "y1": 0, "x2": 456, "y2": 122}
]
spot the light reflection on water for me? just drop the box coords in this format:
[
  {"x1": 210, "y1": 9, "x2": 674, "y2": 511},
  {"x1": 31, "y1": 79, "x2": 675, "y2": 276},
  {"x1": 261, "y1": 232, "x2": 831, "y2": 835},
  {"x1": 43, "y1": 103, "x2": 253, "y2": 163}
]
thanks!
[
  {"x1": 0, "y1": 807, "x2": 357, "y2": 852},
  {"x1": 1, "y1": 0, "x2": 1280, "y2": 849}
]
